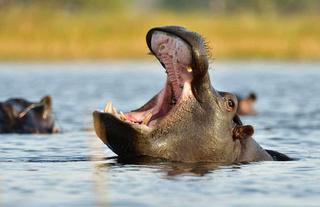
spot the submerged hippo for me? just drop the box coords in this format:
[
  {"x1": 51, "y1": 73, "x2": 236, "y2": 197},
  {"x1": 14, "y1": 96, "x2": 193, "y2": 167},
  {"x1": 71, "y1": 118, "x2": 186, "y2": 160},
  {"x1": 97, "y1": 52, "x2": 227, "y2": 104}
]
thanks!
[
  {"x1": 0, "y1": 96, "x2": 59, "y2": 134},
  {"x1": 236, "y1": 92, "x2": 257, "y2": 116},
  {"x1": 93, "y1": 26, "x2": 291, "y2": 163}
]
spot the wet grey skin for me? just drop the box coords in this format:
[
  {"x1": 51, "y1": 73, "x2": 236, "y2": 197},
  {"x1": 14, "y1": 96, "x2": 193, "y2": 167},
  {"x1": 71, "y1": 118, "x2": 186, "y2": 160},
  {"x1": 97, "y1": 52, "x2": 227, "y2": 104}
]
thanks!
[
  {"x1": 0, "y1": 96, "x2": 59, "y2": 134},
  {"x1": 93, "y1": 26, "x2": 291, "y2": 163}
]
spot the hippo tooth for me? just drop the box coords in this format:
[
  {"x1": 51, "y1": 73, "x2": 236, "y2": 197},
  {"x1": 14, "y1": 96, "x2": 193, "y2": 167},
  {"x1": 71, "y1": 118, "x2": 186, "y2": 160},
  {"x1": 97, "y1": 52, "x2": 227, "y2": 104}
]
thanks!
[
  {"x1": 120, "y1": 111, "x2": 127, "y2": 121},
  {"x1": 112, "y1": 106, "x2": 120, "y2": 118},
  {"x1": 104, "y1": 100, "x2": 113, "y2": 113},
  {"x1": 142, "y1": 111, "x2": 153, "y2": 125},
  {"x1": 187, "y1": 67, "x2": 192, "y2": 73}
]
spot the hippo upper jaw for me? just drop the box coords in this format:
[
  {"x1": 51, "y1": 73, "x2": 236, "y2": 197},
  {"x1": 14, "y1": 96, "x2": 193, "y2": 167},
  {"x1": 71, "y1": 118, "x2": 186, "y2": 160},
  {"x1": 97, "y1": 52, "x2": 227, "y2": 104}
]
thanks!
[{"x1": 146, "y1": 26, "x2": 212, "y2": 103}]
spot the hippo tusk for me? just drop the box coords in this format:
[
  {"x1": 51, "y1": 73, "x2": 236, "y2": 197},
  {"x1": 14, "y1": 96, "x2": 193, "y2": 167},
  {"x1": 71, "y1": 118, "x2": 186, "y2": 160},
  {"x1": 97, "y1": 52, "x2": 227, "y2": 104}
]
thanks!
[
  {"x1": 104, "y1": 100, "x2": 113, "y2": 113},
  {"x1": 119, "y1": 111, "x2": 127, "y2": 121}
]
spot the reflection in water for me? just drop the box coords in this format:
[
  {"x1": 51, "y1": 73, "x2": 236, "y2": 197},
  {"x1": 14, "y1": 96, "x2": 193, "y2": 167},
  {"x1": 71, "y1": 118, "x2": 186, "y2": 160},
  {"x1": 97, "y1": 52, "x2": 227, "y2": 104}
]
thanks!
[
  {"x1": 95, "y1": 156, "x2": 240, "y2": 177},
  {"x1": 89, "y1": 136, "x2": 109, "y2": 207}
]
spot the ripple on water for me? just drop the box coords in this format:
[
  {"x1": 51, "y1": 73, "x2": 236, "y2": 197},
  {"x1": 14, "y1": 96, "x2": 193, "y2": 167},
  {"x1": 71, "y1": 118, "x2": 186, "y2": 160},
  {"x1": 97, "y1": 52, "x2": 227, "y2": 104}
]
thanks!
[{"x1": 1, "y1": 62, "x2": 320, "y2": 207}]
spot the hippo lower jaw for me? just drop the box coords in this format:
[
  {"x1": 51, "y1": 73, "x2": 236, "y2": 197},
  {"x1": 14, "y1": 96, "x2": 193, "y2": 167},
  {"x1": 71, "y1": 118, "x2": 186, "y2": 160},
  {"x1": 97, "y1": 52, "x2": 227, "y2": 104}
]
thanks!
[{"x1": 93, "y1": 80, "x2": 194, "y2": 155}]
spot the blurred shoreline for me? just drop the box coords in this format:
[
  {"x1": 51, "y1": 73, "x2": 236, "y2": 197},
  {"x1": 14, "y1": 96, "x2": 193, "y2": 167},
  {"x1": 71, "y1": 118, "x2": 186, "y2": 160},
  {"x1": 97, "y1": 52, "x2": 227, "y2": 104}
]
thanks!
[
  {"x1": 1, "y1": 60, "x2": 319, "y2": 67},
  {"x1": 0, "y1": 2, "x2": 319, "y2": 61}
]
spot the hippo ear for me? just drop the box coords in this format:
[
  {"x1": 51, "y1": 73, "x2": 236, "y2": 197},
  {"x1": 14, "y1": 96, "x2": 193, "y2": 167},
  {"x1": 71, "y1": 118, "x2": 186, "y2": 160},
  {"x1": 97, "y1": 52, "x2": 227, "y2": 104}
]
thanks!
[
  {"x1": 38, "y1": 96, "x2": 52, "y2": 119},
  {"x1": 233, "y1": 125, "x2": 254, "y2": 140},
  {"x1": 40, "y1": 96, "x2": 52, "y2": 110}
]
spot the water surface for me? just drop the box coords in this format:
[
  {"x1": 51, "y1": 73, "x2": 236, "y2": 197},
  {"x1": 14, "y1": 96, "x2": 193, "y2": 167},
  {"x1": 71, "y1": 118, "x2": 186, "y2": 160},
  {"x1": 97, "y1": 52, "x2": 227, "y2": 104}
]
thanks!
[{"x1": 0, "y1": 61, "x2": 320, "y2": 207}]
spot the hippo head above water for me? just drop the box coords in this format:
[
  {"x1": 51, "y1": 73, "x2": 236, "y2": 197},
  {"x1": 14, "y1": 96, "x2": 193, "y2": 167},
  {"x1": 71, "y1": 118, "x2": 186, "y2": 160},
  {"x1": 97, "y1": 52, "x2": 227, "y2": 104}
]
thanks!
[
  {"x1": 0, "y1": 96, "x2": 59, "y2": 134},
  {"x1": 93, "y1": 26, "x2": 291, "y2": 163}
]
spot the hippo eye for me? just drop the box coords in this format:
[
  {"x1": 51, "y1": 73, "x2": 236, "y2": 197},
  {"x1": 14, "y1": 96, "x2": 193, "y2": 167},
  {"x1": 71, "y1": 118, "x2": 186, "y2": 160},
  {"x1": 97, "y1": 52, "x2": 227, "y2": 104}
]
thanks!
[{"x1": 226, "y1": 99, "x2": 235, "y2": 111}]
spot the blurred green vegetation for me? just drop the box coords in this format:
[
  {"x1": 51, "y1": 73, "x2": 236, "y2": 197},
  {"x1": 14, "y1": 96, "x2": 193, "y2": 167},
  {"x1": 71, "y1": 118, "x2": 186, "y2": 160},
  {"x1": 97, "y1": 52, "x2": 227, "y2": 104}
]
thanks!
[{"x1": 0, "y1": 0, "x2": 319, "y2": 60}]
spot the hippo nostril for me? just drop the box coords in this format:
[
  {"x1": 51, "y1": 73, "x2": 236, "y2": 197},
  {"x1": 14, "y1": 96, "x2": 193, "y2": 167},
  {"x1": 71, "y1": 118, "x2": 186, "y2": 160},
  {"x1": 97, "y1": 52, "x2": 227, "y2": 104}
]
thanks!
[{"x1": 233, "y1": 115, "x2": 243, "y2": 125}]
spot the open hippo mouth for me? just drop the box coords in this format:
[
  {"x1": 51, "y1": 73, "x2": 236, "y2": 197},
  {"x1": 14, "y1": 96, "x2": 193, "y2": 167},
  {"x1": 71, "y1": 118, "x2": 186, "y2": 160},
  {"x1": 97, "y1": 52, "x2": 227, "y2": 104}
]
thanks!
[
  {"x1": 97, "y1": 28, "x2": 196, "y2": 129},
  {"x1": 93, "y1": 26, "x2": 209, "y2": 157},
  {"x1": 122, "y1": 31, "x2": 193, "y2": 127}
]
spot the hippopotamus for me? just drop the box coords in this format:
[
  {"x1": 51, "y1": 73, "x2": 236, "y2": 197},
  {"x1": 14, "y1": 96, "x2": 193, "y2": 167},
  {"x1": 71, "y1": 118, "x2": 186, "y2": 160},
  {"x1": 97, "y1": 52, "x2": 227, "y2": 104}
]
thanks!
[
  {"x1": 236, "y1": 92, "x2": 258, "y2": 116},
  {"x1": 0, "y1": 96, "x2": 59, "y2": 134},
  {"x1": 93, "y1": 26, "x2": 291, "y2": 163}
]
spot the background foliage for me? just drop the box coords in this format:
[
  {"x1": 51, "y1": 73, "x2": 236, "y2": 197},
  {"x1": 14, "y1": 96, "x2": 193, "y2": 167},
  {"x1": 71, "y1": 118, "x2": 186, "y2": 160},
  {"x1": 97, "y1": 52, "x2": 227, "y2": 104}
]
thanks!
[{"x1": 0, "y1": 0, "x2": 319, "y2": 60}]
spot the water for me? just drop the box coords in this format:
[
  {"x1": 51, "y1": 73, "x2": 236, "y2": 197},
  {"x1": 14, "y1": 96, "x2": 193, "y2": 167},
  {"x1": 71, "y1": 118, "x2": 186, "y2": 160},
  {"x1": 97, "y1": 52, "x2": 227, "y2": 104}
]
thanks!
[{"x1": 0, "y1": 61, "x2": 320, "y2": 207}]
